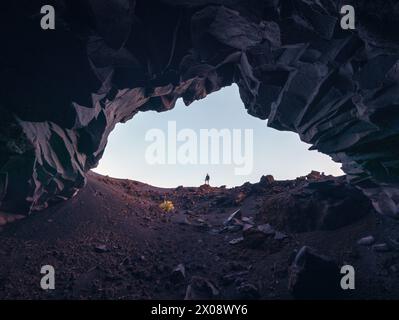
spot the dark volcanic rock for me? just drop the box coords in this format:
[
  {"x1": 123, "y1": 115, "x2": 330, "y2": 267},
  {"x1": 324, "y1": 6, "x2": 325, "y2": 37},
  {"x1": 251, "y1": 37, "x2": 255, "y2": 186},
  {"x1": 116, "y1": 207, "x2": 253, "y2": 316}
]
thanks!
[
  {"x1": 236, "y1": 283, "x2": 260, "y2": 299},
  {"x1": 185, "y1": 276, "x2": 220, "y2": 300},
  {"x1": 259, "y1": 177, "x2": 373, "y2": 232},
  {"x1": 259, "y1": 175, "x2": 275, "y2": 186},
  {"x1": 171, "y1": 263, "x2": 186, "y2": 282},
  {"x1": 357, "y1": 235, "x2": 375, "y2": 246},
  {"x1": 0, "y1": 1, "x2": 399, "y2": 225},
  {"x1": 223, "y1": 209, "x2": 242, "y2": 226},
  {"x1": 288, "y1": 246, "x2": 342, "y2": 299},
  {"x1": 242, "y1": 224, "x2": 274, "y2": 248}
]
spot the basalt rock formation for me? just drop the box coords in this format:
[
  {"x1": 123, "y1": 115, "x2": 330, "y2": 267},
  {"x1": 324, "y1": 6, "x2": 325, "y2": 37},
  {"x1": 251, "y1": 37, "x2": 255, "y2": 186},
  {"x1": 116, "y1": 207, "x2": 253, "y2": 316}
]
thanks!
[
  {"x1": 258, "y1": 176, "x2": 373, "y2": 232},
  {"x1": 1, "y1": 0, "x2": 399, "y2": 228}
]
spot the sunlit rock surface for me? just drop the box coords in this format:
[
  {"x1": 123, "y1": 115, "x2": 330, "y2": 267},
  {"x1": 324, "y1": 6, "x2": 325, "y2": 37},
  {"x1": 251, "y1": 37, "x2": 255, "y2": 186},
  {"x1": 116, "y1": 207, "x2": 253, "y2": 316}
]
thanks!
[{"x1": 0, "y1": 0, "x2": 398, "y2": 221}]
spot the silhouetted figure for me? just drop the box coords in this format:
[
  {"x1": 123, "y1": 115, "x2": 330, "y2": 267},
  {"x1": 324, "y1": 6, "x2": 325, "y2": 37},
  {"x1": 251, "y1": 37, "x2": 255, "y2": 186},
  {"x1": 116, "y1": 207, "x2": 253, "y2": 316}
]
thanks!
[{"x1": 205, "y1": 174, "x2": 210, "y2": 185}]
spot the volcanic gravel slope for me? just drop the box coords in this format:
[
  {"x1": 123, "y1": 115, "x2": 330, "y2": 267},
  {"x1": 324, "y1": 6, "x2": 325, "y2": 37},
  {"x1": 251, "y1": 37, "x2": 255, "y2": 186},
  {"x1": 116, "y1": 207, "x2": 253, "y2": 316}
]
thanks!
[{"x1": 0, "y1": 172, "x2": 398, "y2": 300}]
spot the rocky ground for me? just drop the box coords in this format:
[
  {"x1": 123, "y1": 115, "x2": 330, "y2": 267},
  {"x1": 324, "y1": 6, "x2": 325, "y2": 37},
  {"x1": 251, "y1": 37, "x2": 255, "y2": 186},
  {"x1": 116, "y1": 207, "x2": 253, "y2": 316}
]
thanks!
[{"x1": 0, "y1": 172, "x2": 398, "y2": 300}]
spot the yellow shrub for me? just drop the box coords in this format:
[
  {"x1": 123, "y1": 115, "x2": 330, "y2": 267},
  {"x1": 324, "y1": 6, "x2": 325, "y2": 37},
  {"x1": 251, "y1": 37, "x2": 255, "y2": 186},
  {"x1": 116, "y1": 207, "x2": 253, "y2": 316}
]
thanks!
[{"x1": 159, "y1": 200, "x2": 175, "y2": 213}]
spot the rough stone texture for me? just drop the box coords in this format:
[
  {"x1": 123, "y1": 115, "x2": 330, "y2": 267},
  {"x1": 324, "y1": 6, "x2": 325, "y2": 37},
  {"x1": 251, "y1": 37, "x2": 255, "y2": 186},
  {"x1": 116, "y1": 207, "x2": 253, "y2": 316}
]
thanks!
[
  {"x1": 0, "y1": 0, "x2": 399, "y2": 226},
  {"x1": 288, "y1": 246, "x2": 342, "y2": 299},
  {"x1": 259, "y1": 177, "x2": 373, "y2": 232}
]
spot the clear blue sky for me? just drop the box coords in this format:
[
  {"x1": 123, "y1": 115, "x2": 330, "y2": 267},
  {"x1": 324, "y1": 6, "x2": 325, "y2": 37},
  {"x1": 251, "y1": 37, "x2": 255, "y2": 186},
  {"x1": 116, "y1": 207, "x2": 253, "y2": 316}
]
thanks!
[{"x1": 94, "y1": 85, "x2": 343, "y2": 187}]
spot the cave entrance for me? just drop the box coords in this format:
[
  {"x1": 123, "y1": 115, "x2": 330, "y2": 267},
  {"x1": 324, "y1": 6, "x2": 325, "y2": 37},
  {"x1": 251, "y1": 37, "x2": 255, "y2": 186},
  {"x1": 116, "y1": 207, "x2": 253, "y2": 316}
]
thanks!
[{"x1": 94, "y1": 85, "x2": 343, "y2": 187}]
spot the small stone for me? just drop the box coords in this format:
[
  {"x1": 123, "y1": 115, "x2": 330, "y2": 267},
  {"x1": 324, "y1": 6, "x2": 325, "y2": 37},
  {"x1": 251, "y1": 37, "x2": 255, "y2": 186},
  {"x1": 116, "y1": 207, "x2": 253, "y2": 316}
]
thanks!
[
  {"x1": 229, "y1": 237, "x2": 244, "y2": 245},
  {"x1": 242, "y1": 224, "x2": 254, "y2": 232},
  {"x1": 242, "y1": 224, "x2": 275, "y2": 248},
  {"x1": 220, "y1": 225, "x2": 242, "y2": 233},
  {"x1": 223, "y1": 209, "x2": 241, "y2": 226},
  {"x1": 274, "y1": 231, "x2": 288, "y2": 241},
  {"x1": 241, "y1": 216, "x2": 255, "y2": 225},
  {"x1": 221, "y1": 271, "x2": 248, "y2": 285},
  {"x1": 175, "y1": 215, "x2": 191, "y2": 225},
  {"x1": 257, "y1": 224, "x2": 275, "y2": 236},
  {"x1": 208, "y1": 229, "x2": 220, "y2": 235},
  {"x1": 185, "y1": 276, "x2": 219, "y2": 300},
  {"x1": 372, "y1": 243, "x2": 390, "y2": 252},
  {"x1": 94, "y1": 244, "x2": 108, "y2": 253},
  {"x1": 357, "y1": 236, "x2": 375, "y2": 246},
  {"x1": 235, "y1": 192, "x2": 246, "y2": 204},
  {"x1": 193, "y1": 219, "x2": 210, "y2": 230},
  {"x1": 171, "y1": 263, "x2": 186, "y2": 282},
  {"x1": 236, "y1": 283, "x2": 260, "y2": 299}
]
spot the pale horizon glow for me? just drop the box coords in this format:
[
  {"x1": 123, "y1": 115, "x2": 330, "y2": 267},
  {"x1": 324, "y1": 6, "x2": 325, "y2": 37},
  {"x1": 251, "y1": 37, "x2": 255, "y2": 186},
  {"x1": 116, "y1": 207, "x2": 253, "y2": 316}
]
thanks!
[{"x1": 94, "y1": 85, "x2": 344, "y2": 187}]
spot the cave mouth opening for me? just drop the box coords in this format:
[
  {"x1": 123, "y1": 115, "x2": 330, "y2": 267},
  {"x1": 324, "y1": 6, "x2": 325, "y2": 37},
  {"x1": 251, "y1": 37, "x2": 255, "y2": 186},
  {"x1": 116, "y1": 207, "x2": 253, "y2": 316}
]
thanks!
[{"x1": 94, "y1": 85, "x2": 343, "y2": 188}]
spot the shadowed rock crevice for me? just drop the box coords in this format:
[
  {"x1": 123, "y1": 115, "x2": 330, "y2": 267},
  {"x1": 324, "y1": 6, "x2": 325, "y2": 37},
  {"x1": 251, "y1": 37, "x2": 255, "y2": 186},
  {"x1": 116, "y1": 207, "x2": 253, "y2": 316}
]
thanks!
[{"x1": 0, "y1": 0, "x2": 399, "y2": 223}]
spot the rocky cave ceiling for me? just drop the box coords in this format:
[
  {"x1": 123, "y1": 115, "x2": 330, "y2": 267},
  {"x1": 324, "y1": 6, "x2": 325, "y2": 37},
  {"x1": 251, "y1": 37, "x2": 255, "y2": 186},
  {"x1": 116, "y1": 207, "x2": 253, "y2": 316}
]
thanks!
[{"x1": 0, "y1": 0, "x2": 399, "y2": 223}]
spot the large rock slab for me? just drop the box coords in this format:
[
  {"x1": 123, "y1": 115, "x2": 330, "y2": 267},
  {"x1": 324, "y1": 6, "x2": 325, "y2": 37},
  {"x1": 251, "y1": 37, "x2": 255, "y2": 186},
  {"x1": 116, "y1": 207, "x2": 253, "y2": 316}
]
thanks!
[
  {"x1": 288, "y1": 246, "x2": 342, "y2": 299},
  {"x1": 259, "y1": 177, "x2": 374, "y2": 232}
]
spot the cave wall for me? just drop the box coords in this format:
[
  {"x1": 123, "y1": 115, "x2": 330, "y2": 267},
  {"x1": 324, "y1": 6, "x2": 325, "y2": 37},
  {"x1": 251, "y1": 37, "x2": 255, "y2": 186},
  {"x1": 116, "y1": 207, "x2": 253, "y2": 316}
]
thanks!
[{"x1": 1, "y1": 0, "x2": 399, "y2": 220}]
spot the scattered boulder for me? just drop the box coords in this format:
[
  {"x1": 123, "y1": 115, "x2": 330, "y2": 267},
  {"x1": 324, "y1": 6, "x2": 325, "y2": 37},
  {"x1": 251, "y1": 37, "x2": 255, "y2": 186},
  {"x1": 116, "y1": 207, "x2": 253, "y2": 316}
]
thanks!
[
  {"x1": 172, "y1": 214, "x2": 191, "y2": 225},
  {"x1": 296, "y1": 176, "x2": 307, "y2": 183},
  {"x1": 259, "y1": 178, "x2": 373, "y2": 232},
  {"x1": 257, "y1": 224, "x2": 275, "y2": 236},
  {"x1": 94, "y1": 244, "x2": 108, "y2": 253},
  {"x1": 237, "y1": 283, "x2": 260, "y2": 300},
  {"x1": 171, "y1": 264, "x2": 186, "y2": 282},
  {"x1": 260, "y1": 175, "x2": 275, "y2": 185},
  {"x1": 192, "y1": 218, "x2": 210, "y2": 230},
  {"x1": 236, "y1": 283, "x2": 260, "y2": 299},
  {"x1": 241, "y1": 216, "x2": 255, "y2": 225},
  {"x1": 357, "y1": 235, "x2": 375, "y2": 246},
  {"x1": 229, "y1": 237, "x2": 244, "y2": 245},
  {"x1": 288, "y1": 246, "x2": 342, "y2": 299},
  {"x1": 242, "y1": 224, "x2": 275, "y2": 248},
  {"x1": 234, "y1": 192, "x2": 247, "y2": 205},
  {"x1": 372, "y1": 243, "x2": 390, "y2": 252},
  {"x1": 223, "y1": 209, "x2": 242, "y2": 226},
  {"x1": 306, "y1": 171, "x2": 322, "y2": 180},
  {"x1": 274, "y1": 231, "x2": 288, "y2": 241},
  {"x1": 221, "y1": 271, "x2": 249, "y2": 286},
  {"x1": 185, "y1": 276, "x2": 220, "y2": 300},
  {"x1": 221, "y1": 225, "x2": 242, "y2": 233}
]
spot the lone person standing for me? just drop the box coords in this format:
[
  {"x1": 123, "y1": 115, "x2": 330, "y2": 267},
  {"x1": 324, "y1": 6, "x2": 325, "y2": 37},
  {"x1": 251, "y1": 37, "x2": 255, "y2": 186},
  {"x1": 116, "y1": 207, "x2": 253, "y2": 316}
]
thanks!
[{"x1": 205, "y1": 173, "x2": 210, "y2": 185}]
